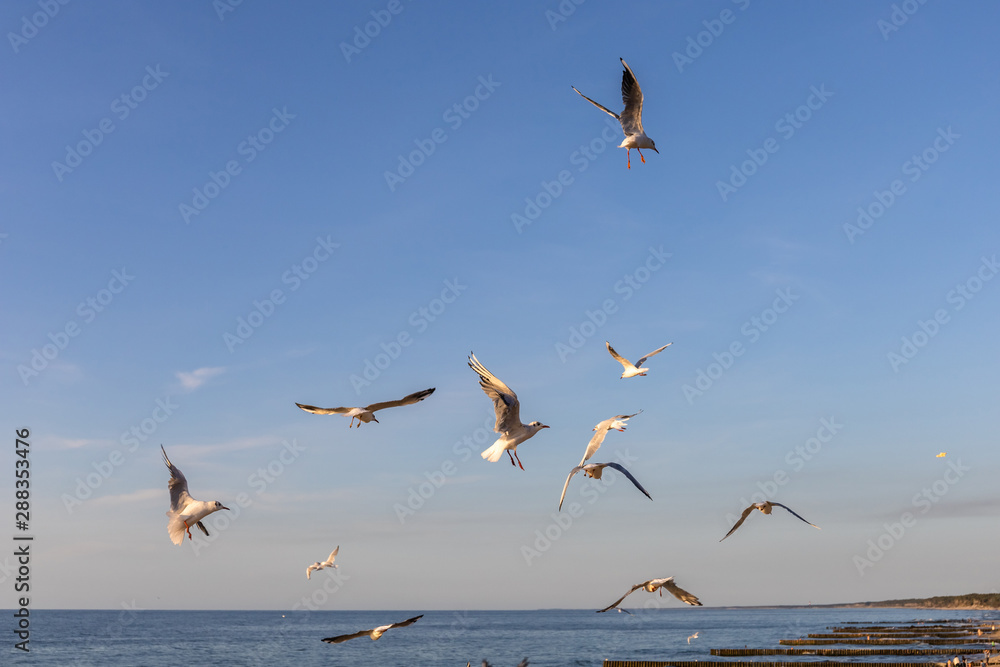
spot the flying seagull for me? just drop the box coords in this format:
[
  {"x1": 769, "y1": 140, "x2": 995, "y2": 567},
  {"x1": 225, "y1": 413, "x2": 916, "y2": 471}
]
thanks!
[
  {"x1": 306, "y1": 546, "x2": 339, "y2": 579},
  {"x1": 597, "y1": 577, "x2": 702, "y2": 613},
  {"x1": 606, "y1": 341, "x2": 672, "y2": 378},
  {"x1": 688, "y1": 631, "x2": 700, "y2": 644},
  {"x1": 578, "y1": 412, "x2": 642, "y2": 466},
  {"x1": 321, "y1": 614, "x2": 423, "y2": 644},
  {"x1": 573, "y1": 58, "x2": 658, "y2": 169},
  {"x1": 721, "y1": 501, "x2": 820, "y2": 541},
  {"x1": 296, "y1": 387, "x2": 435, "y2": 427},
  {"x1": 161, "y1": 445, "x2": 229, "y2": 545},
  {"x1": 559, "y1": 462, "x2": 652, "y2": 511},
  {"x1": 468, "y1": 353, "x2": 548, "y2": 470}
]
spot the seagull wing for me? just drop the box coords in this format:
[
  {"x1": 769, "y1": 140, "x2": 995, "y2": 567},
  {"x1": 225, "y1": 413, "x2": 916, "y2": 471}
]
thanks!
[
  {"x1": 603, "y1": 462, "x2": 652, "y2": 501},
  {"x1": 572, "y1": 86, "x2": 620, "y2": 121},
  {"x1": 295, "y1": 403, "x2": 353, "y2": 415},
  {"x1": 326, "y1": 546, "x2": 340, "y2": 563},
  {"x1": 720, "y1": 505, "x2": 757, "y2": 542},
  {"x1": 662, "y1": 578, "x2": 703, "y2": 606},
  {"x1": 581, "y1": 419, "x2": 614, "y2": 464},
  {"x1": 306, "y1": 564, "x2": 317, "y2": 579},
  {"x1": 469, "y1": 353, "x2": 521, "y2": 434},
  {"x1": 597, "y1": 582, "x2": 647, "y2": 613},
  {"x1": 606, "y1": 341, "x2": 633, "y2": 370},
  {"x1": 387, "y1": 614, "x2": 423, "y2": 630},
  {"x1": 161, "y1": 445, "x2": 193, "y2": 512},
  {"x1": 619, "y1": 58, "x2": 644, "y2": 136},
  {"x1": 321, "y1": 629, "x2": 372, "y2": 644},
  {"x1": 558, "y1": 466, "x2": 585, "y2": 511},
  {"x1": 364, "y1": 388, "x2": 435, "y2": 413},
  {"x1": 196, "y1": 521, "x2": 210, "y2": 537},
  {"x1": 771, "y1": 502, "x2": 820, "y2": 530},
  {"x1": 635, "y1": 343, "x2": 672, "y2": 369}
]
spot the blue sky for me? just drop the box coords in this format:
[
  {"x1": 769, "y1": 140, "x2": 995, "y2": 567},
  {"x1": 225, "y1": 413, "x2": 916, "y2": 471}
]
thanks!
[{"x1": 2, "y1": 1, "x2": 999, "y2": 611}]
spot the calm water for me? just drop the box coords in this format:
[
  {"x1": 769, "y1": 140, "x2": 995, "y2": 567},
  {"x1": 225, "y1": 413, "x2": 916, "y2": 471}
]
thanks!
[{"x1": 6, "y1": 607, "x2": 999, "y2": 666}]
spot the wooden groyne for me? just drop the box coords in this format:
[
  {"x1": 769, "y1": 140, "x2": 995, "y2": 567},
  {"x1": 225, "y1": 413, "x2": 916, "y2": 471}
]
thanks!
[
  {"x1": 604, "y1": 662, "x2": 941, "y2": 667},
  {"x1": 808, "y1": 632, "x2": 973, "y2": 638},
  {"x1": 780, "y1": 638, "x2": 990, "y2": 645},
  {"x1": 712, "y1": 648, "x2": 987, "y2": 656}
]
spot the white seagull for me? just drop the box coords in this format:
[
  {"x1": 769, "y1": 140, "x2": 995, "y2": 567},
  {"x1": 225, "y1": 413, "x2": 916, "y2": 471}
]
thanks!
[
  {"x1": 306, "y1": 546, "x2": 339, "y2": 580},
  {"x1": 161, "y1": 445, "x2": 229, "y2": 546},
  {"x1": 573, "y1": 58, "x2": 658, "y2": 169},
  {"x1": 606, "y1": 341, "x2": 672, "y2": 378},
  {"x1": 721, "y1": 501, "x2": 820, "y2": 542},
  {"x1": 558, "y1": 462, "x2": 652, "y2": 511},
  {"x1": 579, "y1": 412, "x2": 642, "y2": 466},
  {"x1": 469, "y1": 353, "x2": 548, "y2": 470},
  {"x1": 688, "y1": 632, "x2": 700, "y2": 644},
  {"x1": 296, "y1": 387, "x2": 435, "y2": 427},
  {"x1": 597, "y1": 577, "x2": 702, "y2": 613},
  {"x1": 321, "y1": 614, "x2": 423, "y2": 644}
]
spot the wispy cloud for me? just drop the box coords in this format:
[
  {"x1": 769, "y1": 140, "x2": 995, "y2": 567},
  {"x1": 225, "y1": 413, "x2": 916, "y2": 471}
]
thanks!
[
  {"x1": 175, "y1": 366, "x2": 226, "y2": 392},
  {"x1": 48, "y1": 436, "x2": 116, "y2": 450}
]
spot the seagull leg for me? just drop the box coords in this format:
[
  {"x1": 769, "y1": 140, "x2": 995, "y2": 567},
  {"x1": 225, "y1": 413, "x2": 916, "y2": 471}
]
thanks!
[
  {"x1": 513, "y1": 450, "x2": 525, "y2": 471},
  {"x1": 626, "y1": 148, "x2": 632, "y2": 169},
  {"x1": 638, "y1": 148, "x2": 646, "y2": 164},
  {"x1": 506, "y1": 450, "x2": 516, "y2": 466},
  {"x1": 184, "y1": 520, "x2": 192, "y2": 540}
]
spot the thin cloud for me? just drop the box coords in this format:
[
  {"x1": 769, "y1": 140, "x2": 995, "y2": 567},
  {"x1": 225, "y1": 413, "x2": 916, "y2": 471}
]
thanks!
[{"x1": 175, "y1": 366, "x2": 226, "y2": 392}]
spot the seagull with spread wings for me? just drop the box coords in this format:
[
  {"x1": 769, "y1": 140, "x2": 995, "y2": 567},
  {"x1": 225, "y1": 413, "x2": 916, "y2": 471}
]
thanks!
[
  {"x1": 469, "y1": 353, "x2": 548, "y2": 470},
  {"x1": 558, "y1": 461, "x2": 652, "y2": 511},
  {"x1": 321, "y1": 614, "x2": 423, "y2": 644},
  {"x1": 577, "y1": 412, "x2": 642, "y2": 466},
  {"x1": 720, "y1": 501, "x2": 820, "y2": 542},
  {"x1": 306, "y1": 546, "x2": 339, "y2": 580},
  {"x1": 597, "y1": 577, "x2": 702, "y2": 613},
  {"x1": 161, "y1": 445, "x2": 229, "y2": 546},
  {"x1": 296, "y1": 387, "x2": 435, "y2": 427},
  {"x1": 606, "y1": 341, "x2": 672, "y2": 378},
  {"x1": 573, "y1": 58, "x2": 658, "y2": 169}
]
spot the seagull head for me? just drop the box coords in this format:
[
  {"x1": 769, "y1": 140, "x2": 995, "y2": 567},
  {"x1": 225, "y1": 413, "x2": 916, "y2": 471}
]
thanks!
[
  {"x1": 529, "y1": 421, "x2": 549, "y2": 430},
  {"x1": 214, "y1": 501, "x2": 230, "y2": 511}
]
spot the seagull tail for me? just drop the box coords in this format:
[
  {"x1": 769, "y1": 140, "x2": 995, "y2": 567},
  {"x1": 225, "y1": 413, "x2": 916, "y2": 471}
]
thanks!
[
  {"x1": 166, "y1": 516, "x2": 186, "y2": 545},
  {"x1": 481, "y1": 441, "x2": 506, "y2": 463}
]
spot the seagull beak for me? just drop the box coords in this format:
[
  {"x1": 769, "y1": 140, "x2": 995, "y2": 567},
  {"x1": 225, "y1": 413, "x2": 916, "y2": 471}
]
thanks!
[
  {"x1": 652, "y1": 146, "x2": 659, "y2": 153},
  {"x1": 540, "y1": 424, "x2": 550, "y2": 429},
  {"x1": 221, "y1": 506, "x2": 230, "y2": 511}
]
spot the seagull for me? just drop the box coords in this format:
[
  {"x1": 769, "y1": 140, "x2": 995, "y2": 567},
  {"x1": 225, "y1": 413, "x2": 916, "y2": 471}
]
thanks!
[
  {"x1": 688, "y1": 632, "x2": 700, "y2": 644},
  {"x1": 558, "y1": 462, "x2": 652, "y2": 511},
  {"x1": 468, "y1": 353, "x2": 548, "y2": 470},
  {"x1": 578, "y1": 412, "x2": 642, "y2": 466},
  {"x1": 597, "y1": 577, "x2": 702, "y2": 613},
  {"x1": 321, "y1": 614, "x2": 423, "y2": 644},
  {"x1": 720, "y1": 501, "x2": 820, "y2": 541},
  {"x1": 573, "y1": 58, "x2": 658, "y2": 169},
  {"x1": 607, "y1": 341, "x2": 672, "y2": 378},
  {"x1": 161, "y1": 445, "x2": 229, "y2": 545},
  {"x1": 617, "y1": 608, "x2": 635, "y2": 616},
  {"x1": 296, "y1": 387, "x2": 435, "y2": 427},
  {"x1": 306, "y1": 546, "x2": 339, "y2": 580}
]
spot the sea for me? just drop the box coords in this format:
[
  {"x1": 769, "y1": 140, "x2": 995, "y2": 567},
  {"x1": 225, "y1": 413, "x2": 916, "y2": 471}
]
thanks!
[{"x1": 6, "y1": 607, "x2": 999, "y2": 666}]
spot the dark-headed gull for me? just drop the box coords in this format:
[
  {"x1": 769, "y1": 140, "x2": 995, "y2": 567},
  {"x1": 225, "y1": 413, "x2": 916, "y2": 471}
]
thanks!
[
  {"x1": 573, "y1": 58, "x2": 658, "y2": 169},
  {"x1": 468, "y1": 353, "x2": 548, "y2": 470},
  {"x1": 597, "y1": 577, "x2": 702, "y2": 613},
  {"x1": 161, "y1": 445, "x2": 229, "y2": 545},
  {"x1": 306, "y1": 546, "x2": 339, "y2": 579},
  {"x1": 579, "y1": 412, "x2": 642, "y2": 465},
  {"x1": 559, "y1": 462, "x2": 651, "y2": 511},
  {"x1": 296, "y1": 387, "x2": 435, "y2": 427},
  {"x1": 606, "y1": 341, "x2": 672, "y2": 378},
  {"x1": 720, "y1": 501, "x2": 820, "y2": 541},
  {"x1": 321, "y1": 614, "x2": 423, "y2": 644}
]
